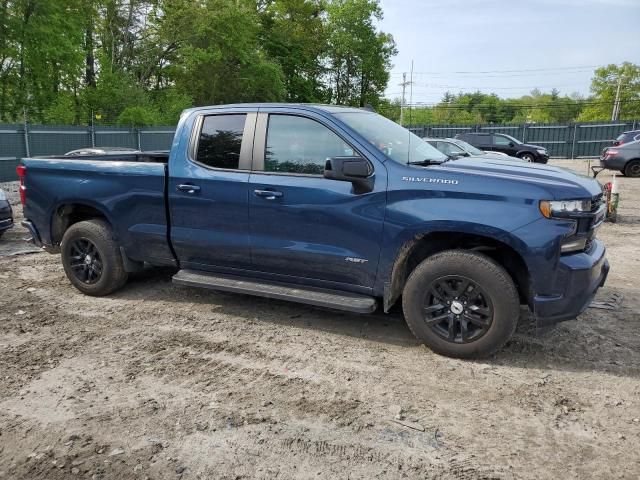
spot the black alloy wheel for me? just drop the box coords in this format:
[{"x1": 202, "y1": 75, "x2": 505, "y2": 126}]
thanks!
[
  {"x1": 68, "y1": 237, "x2": 103, "y2": 284},
  {"x1": 423, "y1": 275, "x2": 493, "y2": 344}
]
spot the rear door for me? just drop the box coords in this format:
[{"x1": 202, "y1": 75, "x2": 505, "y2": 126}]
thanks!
[
  {"x1": 169, "y1": 109, "x2": 256, "y2": 271},
  {"x1": 247, "y1": 111, "x2": 387, "y2": 290},
  {"x1": 469, "y1": 133, "x2": 492, "y2": 151}
]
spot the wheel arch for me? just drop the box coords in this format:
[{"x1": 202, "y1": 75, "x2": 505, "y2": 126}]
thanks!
[
  {"x1": 516, "y1": 150, "x2": 535, "y2": 158},
  {"x1": 50, "y1": 201, "x2": 115, "y2": 245},
  {"x1": 383, "y1": 228, "x2": 531, "y2": 312}
]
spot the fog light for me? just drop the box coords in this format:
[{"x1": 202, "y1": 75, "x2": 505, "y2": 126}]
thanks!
[{"x1": 561, "y1": 237, "x2": 587, "y2": 253}]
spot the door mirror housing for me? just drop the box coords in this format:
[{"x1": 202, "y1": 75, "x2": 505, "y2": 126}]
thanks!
[
  {"x1": 508, "y1": 142, "x2": 515, "y2": 147},
  {"x1": 324, "y1": 156, "x2": 374, "y2": 193}
]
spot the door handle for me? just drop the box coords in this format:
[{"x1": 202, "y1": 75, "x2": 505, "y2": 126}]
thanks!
[
  {"x1": 177, "y1": 184, "x2": 201, "y2": 194},
  {"x1": 254, "y1": 189, "x2": 283, "y2": 200}
]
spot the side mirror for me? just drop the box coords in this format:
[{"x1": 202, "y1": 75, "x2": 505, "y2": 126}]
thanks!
[
  {"x1": 324, "y1": 156, "x2": 374, "y2": 193},
  {"x1": 508, "y1": 142, "x2": 515, "y2": 147}
]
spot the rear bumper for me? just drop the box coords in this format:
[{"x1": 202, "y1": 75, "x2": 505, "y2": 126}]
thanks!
[
  {"x1": 22, "y1": 219, "x2": 59, "y2": 253},
  {"x1": 533, "y1": 239, "x2": 609, "y2": 326},
  {"x1": 600, "y1": 156, "x2": 627, "y2": 171},
  {"x1": 0, "y1": 217, "x2": 13, "y2": 232},
  {"x1": 0, "y1": 201, "x2": 13, "y2": 232}
]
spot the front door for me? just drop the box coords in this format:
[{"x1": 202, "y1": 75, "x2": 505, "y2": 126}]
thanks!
[
  {"x1": 248, "y1": 112, "x2": 387, "y2": 290},
  {"x1": 492, "y1": 134, "x2": 517, "y2": 155},
  {"x1": 169, "y1": 111, "x2": 256, "y2": 271}
]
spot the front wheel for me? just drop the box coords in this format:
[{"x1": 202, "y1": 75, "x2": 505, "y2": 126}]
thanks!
[
  {"x1": 519, "y1": 153, "x2": 535, "y2": 163},
  {"x1": 402, "y1": 250, "x2": 520, "y2": 359},
  {"x1": 61, "y1": 219, "x2": 128, "y2": 296}
]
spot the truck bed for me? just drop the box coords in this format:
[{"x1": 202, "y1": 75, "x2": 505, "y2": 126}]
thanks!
[{"x1": 21, "y1": 155, "x2": 174, "y2": 266}]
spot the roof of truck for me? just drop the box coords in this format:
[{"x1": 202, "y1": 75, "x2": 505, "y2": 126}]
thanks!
[{"x1": 183, "y1": 103, "x2": 369, "y2": 116}]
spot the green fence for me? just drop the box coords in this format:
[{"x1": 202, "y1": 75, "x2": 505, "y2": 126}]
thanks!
[
  {"x1": 0, "y1": 124, "x2": 175, "y2": 182},
  {"x1": 1, "y1": 119, "x2": 638, "y2": 182},
  {"x1": 409, "y1": 119, "x2": 639, "y2": 159}
]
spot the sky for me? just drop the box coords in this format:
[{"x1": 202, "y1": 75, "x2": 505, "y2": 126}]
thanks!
[{"x1": 378, "y1": 0, "x2": 640, "y2": 104}]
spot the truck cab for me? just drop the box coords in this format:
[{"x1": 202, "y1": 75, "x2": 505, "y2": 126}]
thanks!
[{"x1": 19, "y1": 104, "x2": 608, "y2": 358}]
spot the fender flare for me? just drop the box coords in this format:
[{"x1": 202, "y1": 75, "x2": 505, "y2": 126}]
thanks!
[{"x1": 380, "y1": 222, "x2": 531, "y2": 312}]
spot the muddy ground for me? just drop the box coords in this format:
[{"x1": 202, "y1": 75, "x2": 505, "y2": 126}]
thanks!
[{"x1": 0, "y1": 160, "x2": 639, "y2": 479}]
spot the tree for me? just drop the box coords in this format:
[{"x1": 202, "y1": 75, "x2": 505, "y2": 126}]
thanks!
[
  {"x1": 578, "y1": 62, "x2": 640, "y2": 121},
  {"x1": 325, "y1": 0, "x2": 396, "y2": 107},
  {"x1": 258, "y1": 0, "x2": 327, "y2": 102}
]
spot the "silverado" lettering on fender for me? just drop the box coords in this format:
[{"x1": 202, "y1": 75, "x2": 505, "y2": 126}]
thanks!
[{"x1": 402, "y1": 176, "x2": 459, "y2": 185}]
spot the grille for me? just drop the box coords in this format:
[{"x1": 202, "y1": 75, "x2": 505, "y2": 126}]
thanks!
[{"x1": 591, "y1": 193, "x2": 604, "y2": 212}]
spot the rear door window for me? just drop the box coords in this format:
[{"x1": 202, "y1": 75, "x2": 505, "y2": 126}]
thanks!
[{"x1": 196, "y1": 114, "x2": 247, "y2": 169}]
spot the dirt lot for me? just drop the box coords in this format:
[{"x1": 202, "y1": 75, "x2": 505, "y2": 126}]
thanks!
[{"x1": 0, "y1": 160, "x2": 639, "y2": 479}]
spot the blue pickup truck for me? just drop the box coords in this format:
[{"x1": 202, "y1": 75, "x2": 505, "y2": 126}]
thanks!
[{"x1": 18, "y1": 104, "x2": 609, "y2": 358}]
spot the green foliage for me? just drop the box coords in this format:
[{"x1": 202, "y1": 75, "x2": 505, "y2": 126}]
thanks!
[
  {"x1": 117, "y1": 106, "x2": 159, "y2": 127},
  {"x1": 325, "y1": 0, "x2": 397, "y2": 107},
  {"x1": 0, "y1": 0, "x2": 398, "y2": 124},
  {"x1": 1, "y1": 0, "x2": 637, "y2": 128},
  {"x1": 577, "y1": 62, "x2": 640, "y2": 121}
]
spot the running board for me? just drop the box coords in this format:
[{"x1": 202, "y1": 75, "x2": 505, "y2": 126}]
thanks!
[{"x1": 172, "y1": 269, "x2": 377, "y2": 314}]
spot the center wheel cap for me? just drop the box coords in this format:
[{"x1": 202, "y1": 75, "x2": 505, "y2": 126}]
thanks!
[
  {"x1": 85, "y1": 255, "x2": 92, "y2": 265},
  {"x1": 450, "y1": 300, "x2": 464, "y2": 315}
]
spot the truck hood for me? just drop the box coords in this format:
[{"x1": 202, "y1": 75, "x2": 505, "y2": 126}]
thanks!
[
  {"x1": 437, "y1": 157, "x2": 602, "y2": 200},
  {"x1": 521, "y1": 143, "x2": 545, "y2": 150}
]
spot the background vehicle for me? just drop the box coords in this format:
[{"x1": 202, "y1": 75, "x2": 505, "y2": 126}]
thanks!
[
  {"x1": 601, "y1": 140, "x2": 640, "y2": 177},
  {"x1": 612, "y1": 130, "x2": 640, "y2": 146},
  {"x1": 18, "y1": 104, "x2": 608, "y2": 359},
  {"x1": 455, "y1": 132, "x2": 549, "y2": 163},
  {"x1": 0, "y1": 188, "x2": 13, "y2": 238},
  {"x1": 424, "y1": 137, "x2": 522, "y2": 161},
  {"x1": 64, "y1": 147, "x2": 140, "y2": 156}
]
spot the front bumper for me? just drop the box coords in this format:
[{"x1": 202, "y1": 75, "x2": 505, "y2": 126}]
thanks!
[{"x1": 533, "y1": 239, "x2": 609, "y2": 326}]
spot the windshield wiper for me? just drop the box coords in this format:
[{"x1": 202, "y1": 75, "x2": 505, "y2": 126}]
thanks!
[{"x1": 407, "y1": 158, "x2": 448, "y2": 166}]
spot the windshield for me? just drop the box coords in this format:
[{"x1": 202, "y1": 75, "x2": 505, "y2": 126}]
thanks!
[
  {"x1": 502, "y1": 134, "x2": 522, "y2": 145},
  {"x1": 334, "y1": 112, "x2": 448, "y2": 164},
  {"x1": 452, "y1": 139, "x2": 484, "y2": 156}
]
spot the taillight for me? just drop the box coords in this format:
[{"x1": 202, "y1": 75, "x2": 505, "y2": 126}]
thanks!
[
  {"x1": 606, "y1": 149, "x2": 619, "y2": 157},
  {"x1": 16, "y1": 165, "x2": 26, "y2": 205}
]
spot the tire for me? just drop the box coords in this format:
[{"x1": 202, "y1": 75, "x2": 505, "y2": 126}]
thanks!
[
  {"x1": 519, "y1": 153, "x2": 535, "y2": 163},
  {"x1": 624, "y1": 160, "x2": 640, "y2": 178},
  {"x1": 402, "y1": 250, "x2": 520, "y2": 359},
  {"x1": 61, "y1": 219, "x2": 128, "y2": 296}
]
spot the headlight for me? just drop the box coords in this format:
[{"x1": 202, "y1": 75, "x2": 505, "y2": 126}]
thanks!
[
  {"x1": 539, "y1": 199, "x2": 590, "y2": 218},
  {"x1": 536, "y1": 148, "x2": 547, "y2": 154},
  {"x1": 0, "y1": 190, "x2": 6, "y2": 201}
]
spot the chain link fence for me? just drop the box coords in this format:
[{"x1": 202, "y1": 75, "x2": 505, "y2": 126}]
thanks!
[{"x1": 1, "y1": 119, "x2": 638, "y2": 181}]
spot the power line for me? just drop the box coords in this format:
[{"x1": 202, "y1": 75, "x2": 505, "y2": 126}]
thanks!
[
  {"x1": 389, "y1": 64, "x2": 603, "y2": 76},
  {"x1": 381, "y1": 99, "x2": 640, "y2": 109}
]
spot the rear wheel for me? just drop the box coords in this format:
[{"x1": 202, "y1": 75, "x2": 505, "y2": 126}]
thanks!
[
  {"x1": 402, "y1": 250, "x2": 520, "y2": 359},
  {"x1": 61, "y1": 219, "x2": 128, "y2": 296},
  {"x1": 624, "y1": 160, "x2": 640, "y2": 178}
]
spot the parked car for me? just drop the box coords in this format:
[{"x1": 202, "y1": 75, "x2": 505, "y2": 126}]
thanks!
[
  {"x1": 65, "y1": 147, "x2": 139, "y2": 156},
  {"x1": 424, "y1": 137, "x2": 522, "y2": 161},
  {"x1": 0, "y1": 188, "x2": 14, "y2": 238},
  {"x1": 612, "y1": 129, "x2": 640, "y2": 146},
  {"x1": 455, "y1": 132, "x2": 549, "y2": 163},
  {"x1": 18, "y1": 104, "x2": 608, "y2": 359},
  {"x1": 601, "y1": 139, "x2": 640, "y2": 177}
]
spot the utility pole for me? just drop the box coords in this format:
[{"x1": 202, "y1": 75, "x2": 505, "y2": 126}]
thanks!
[
  {"x1": 611, "y1": 74, "x2": 623, "y2": 121},
  {"x1": 399, "y1": 72, "x2": 413, "y2": 126}
]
